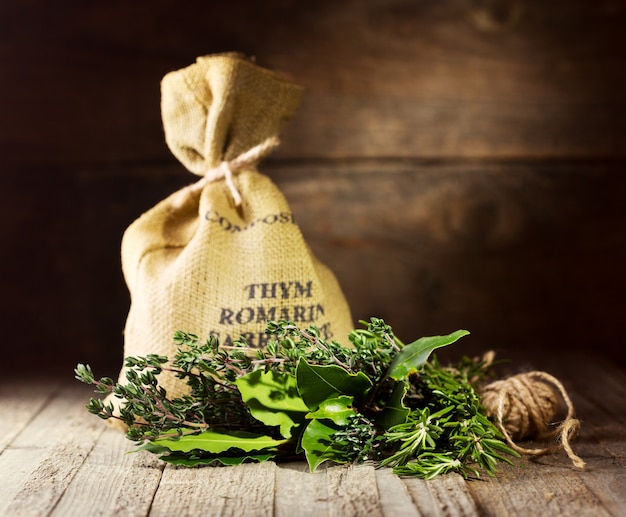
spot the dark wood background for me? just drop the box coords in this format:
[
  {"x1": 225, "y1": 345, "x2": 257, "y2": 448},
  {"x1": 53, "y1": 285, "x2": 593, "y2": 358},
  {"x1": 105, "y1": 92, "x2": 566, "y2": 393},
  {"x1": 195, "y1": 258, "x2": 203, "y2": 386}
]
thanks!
[{"x1": 2, "y1": 0, "x2": 625, "y2": 375}]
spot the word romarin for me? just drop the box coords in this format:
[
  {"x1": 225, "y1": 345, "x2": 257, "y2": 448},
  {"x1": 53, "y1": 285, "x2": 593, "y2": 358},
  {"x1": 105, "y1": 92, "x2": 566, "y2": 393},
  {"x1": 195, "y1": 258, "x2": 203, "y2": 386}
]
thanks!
[
  {"x1": 215, "y1": 280, "x2": 331, "y2": 347},
  {"x1": 205, "y1": 209, "x2": 295, "y2": 233}
]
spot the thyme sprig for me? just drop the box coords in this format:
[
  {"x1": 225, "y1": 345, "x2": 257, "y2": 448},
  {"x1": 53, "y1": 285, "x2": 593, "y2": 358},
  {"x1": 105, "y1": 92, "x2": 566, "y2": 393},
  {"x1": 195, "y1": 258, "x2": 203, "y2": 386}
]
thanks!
[{"x1": 75, "y1": 318, "x2": 518, "y2": 478}]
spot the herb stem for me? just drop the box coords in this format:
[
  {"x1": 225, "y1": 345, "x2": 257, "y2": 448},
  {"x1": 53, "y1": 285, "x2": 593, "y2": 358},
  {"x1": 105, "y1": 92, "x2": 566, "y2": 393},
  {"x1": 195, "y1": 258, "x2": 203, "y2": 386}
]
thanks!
[
  {"x1": 384, "y1": 333, "x2": 401, "y2": 353},
  {"x1": 297, "y1": 327, "x2": 352, "y2": 371}
]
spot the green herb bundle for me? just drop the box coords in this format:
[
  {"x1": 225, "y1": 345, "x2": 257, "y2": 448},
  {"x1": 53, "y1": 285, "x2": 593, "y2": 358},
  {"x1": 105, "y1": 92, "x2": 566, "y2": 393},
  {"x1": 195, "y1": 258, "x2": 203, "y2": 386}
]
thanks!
[{"x1": 75, "y1": 318, "x2": 518, "y2": 479}]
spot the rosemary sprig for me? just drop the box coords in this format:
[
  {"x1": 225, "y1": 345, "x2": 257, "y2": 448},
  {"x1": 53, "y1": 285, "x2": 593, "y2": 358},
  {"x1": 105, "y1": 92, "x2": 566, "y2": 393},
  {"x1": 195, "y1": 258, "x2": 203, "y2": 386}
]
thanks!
[{"x1": 378, "y1": 358, "x2": 518, "y2": 478}]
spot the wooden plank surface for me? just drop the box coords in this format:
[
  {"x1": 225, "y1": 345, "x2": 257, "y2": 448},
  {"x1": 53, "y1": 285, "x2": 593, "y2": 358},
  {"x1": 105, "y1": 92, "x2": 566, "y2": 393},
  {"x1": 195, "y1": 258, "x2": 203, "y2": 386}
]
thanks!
[
  {"x1": 274, "y1": 462, "x2": 330, "y2": 517},
  {"x1": 0, "y1": 383, "x2": 104, "y2": 516},
  {"x1": 49, "y1": 424, "x2": 164, "y2": 517},
  {"x1": 1, "y1": 355, "x2": 625, "y2": 516},
  {"x1": 273, "y1": 160, "x2": 626, "y2": 363},
  {"x1": 3, "y1": 159, "x2": 624, "y2": 375},
  {"x1": 1, "y1": 1, "x2": 625, "y2": 165},
  {"x1": 325, "y1": 464, "x2": 385, "y2": 516},
  {"x1": 151, "y1": 461, "x2": 276, "y2": 517},
  {"x1": 0, "y1": 379, "x2": 63, "y2": 454},
  {"x1": 373, "y1": 468, "x2": 422, "y2": 517}
]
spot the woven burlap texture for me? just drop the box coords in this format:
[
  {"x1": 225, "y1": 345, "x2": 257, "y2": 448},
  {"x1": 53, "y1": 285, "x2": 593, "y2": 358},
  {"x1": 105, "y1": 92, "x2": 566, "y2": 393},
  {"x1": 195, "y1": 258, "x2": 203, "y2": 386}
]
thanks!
[{"x1": 111, "y1": 53, "x2": 354, "y2": 414}]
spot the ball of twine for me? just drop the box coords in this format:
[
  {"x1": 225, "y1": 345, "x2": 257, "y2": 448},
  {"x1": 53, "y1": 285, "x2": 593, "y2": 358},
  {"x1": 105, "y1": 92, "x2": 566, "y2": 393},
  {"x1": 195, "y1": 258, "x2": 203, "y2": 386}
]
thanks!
[{"x1": 481, "y1": 371, "x2": 586, "y2": 469}]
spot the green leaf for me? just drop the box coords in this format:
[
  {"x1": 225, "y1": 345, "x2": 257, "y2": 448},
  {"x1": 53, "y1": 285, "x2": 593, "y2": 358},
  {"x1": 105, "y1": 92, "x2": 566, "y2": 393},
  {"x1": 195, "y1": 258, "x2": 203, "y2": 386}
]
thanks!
[
  {"x1": 243, "y1": 400, "x2": 303, "y2": 440},
  {"x1": 388, "y1": 330, "x2": 470, "y2": 381},
  {"x1": 296, "y1": 359, "x2": 373, "y2": 410},
  {"x1": 143, "y1": 429, "x2": 288, "y2": 454},
  {"x1": 215, "y1": 453, "x2": 275, "y2": 465},
  {"x1": 377, "y1": 381, "x2": 410, "y2": 429},
  {"x1": 306, "y1": 396, "x2": 355, "y2": 426},
  {"x1": 133, "y1": 442, "x2": 171, "y2": 456},
  {"x1": 300, "y1": 419, "x2": 347, "y2": 471},
  {"x1": 159, "y1": 452, "x2": 275, "y2": 467},
  {"x1": 235, "y1": 370, "x2": 309, "y2": 438},
  {"x1": 236, "y1": 370, "x2": 308, "y2": 413}
]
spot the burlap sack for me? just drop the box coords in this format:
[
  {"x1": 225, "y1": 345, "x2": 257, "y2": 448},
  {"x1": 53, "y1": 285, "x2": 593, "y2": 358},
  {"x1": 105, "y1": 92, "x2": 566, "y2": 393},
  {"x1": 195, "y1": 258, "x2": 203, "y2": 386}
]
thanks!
[{"x1": 111, "y1": 53, "x2": 353, "y2": 411}]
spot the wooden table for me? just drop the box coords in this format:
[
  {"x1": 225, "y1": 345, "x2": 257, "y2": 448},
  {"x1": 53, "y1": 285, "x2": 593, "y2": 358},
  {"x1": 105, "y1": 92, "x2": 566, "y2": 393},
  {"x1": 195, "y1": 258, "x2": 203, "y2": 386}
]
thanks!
[{"x1": 1, "y1": 353, "x2": 624, "y2": 516}]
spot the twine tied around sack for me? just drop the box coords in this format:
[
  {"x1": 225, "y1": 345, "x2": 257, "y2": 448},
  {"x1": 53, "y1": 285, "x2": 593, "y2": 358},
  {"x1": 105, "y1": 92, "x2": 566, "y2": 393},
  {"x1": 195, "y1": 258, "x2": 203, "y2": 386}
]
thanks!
[
  {"x1": 172, "y1": 136, "x2": 280, "y2": 209},
  {"x1": 481, "y1": 371, "x2": 586, "y2": 469}
]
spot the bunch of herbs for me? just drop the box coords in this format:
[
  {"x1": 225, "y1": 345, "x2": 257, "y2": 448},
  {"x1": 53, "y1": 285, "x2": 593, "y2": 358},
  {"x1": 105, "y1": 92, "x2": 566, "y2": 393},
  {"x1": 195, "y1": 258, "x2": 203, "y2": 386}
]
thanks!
[{"x1": 75, "y1": 318, "x2": 518, "y2": 478}]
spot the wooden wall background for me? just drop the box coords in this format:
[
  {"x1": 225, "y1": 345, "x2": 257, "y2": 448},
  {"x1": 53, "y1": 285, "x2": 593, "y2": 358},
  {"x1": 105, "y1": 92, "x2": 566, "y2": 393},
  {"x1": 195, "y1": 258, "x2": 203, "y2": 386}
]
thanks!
[{"x1": 1, "y1": 0, "x2": 625, "y2": 374}]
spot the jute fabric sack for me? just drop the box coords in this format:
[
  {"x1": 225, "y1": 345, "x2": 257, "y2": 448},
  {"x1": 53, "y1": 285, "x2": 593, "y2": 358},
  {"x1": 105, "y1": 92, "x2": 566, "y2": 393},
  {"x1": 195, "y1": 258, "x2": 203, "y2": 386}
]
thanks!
[{"x1": 110, "y1": 53, "x2": 353, "y2": 413}]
